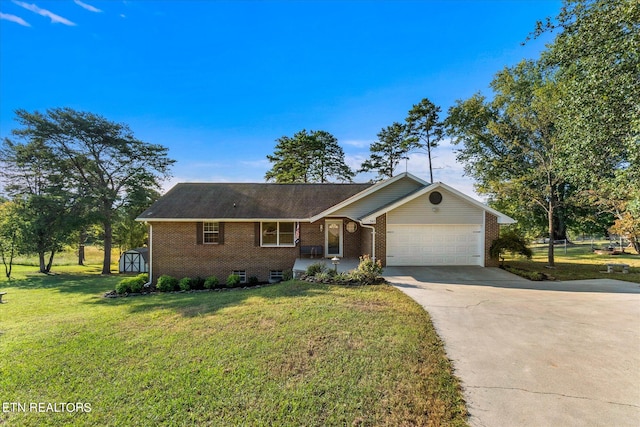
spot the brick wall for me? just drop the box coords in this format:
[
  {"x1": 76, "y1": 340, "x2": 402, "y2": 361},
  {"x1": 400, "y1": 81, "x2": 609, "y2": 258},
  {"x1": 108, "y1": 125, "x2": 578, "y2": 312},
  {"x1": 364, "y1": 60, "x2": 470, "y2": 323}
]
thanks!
[
  {"x1": 150, "y1": 218, "x2": 372, "y2": 284},
  {"x1": 151, "y1": 221, "x2": 299, "y2": 283},
  {"x1": 484, "y1": 212, "x2": 500, "y2": 267}
]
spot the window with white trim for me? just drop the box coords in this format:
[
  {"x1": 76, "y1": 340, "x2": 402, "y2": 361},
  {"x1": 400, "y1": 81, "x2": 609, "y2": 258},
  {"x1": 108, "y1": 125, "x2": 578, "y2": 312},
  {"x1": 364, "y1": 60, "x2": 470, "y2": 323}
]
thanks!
[
  {"x1": 269, "y1": 270, "x2": 283, "y2": 282},
  {"x1": 203, "y1": 222, "x2": 219, "y2": 244},
  {"x1": 261, "y1": 222, "x2": 295, "y2": 246},
  {"x1": 232, "y1": 270, "x2": 246, "y2": 283}
]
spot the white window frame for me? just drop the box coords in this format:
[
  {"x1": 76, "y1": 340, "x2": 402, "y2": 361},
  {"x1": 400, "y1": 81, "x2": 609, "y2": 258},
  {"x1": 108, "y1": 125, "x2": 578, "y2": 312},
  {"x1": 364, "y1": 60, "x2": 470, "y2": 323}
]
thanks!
[
  {"x1": 269, "y1": 270, "x2": 284, "y2": 281},
  {"x1": 232, "y1": 270, "x2": 246, "y2": 283},
  {"x1": 261, "y1": 221, "x2": 295, "y2": 247},
  {"x1": 203, "y1": 222, "x2": 219, "y2": 244}
]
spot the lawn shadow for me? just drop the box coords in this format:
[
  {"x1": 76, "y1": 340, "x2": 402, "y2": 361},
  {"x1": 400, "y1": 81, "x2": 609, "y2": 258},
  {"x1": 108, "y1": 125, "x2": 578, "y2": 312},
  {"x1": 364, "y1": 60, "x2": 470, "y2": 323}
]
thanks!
[
  {"x1": 90, "y1": 280, "x2": 333, "y2": 317},
  {"x1": 3, "y1": 272, "x2": 119, "y2": 296}
]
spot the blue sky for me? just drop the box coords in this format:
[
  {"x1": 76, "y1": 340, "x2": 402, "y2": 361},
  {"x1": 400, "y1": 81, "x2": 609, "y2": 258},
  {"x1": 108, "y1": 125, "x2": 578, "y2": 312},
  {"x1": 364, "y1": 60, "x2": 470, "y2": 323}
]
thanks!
[{"x1": 0, "y1": 0, "x2": 562, "y2": 197}]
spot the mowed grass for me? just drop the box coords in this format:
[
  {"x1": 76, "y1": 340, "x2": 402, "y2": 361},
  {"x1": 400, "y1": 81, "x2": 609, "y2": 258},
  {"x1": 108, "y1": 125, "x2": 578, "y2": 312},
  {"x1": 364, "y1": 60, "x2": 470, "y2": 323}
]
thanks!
[
  {"x1": 0, "y1": 271, "x2": 467, "y2": 426},
  {"x1": 503, "y1": 242, "x2": 640, "y2": 283}
]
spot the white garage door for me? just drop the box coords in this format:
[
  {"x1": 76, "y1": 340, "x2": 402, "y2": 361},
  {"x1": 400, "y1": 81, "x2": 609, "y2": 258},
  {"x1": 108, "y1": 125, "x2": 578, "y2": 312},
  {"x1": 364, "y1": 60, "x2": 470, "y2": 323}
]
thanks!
[{"x1": 387, "y1": 224, "x2": 483, "y2": 266}]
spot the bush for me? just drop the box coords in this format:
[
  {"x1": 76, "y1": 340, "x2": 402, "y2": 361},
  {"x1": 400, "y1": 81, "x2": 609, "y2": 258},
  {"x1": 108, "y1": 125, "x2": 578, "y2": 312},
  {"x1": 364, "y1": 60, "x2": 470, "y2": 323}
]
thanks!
[
  {"x1": 306, "y1": 262, "x2": 327, "y2": 276},
  {"x1": 490, "y1": 229, "x2": 533, "y2": 267},
  {"x1": 314, "y1": 271, "x2": 332, "y2": 282},
  {"x1": 115, "y1": 281, "x2": 131, "y2": 295},
  {"x1": 204, "y1": 275, "x2": 219, "y2": 289},
  {"x1": 226, "y1": 274, "x2": 242, "y2": 288},
  {"x1": 350, "y1": 255, "x2": 383, "y2": 285},
  {"x1": 116, "y1": 273, "x2": 148, "y2": 294},
  {"x1": 156, "y1": 275, "x2": 179, "y2": 292},
  {"x1": 283, "y1": 269, "x2": 293, "y2": 281},
  {"x1": 179, "y1": 277, "x2": 193, "y2": 291},
  {"x1": 129, "y1": 278, "x2": 144, "y2": 294},
  {"x1": 248, "y1": 276, "x2": 260, "y2": 285}
]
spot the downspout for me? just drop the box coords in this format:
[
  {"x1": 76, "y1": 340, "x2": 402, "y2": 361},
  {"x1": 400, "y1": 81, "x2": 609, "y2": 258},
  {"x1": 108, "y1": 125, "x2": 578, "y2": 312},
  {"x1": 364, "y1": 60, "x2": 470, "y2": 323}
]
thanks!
[
  {"x1": 144, "y1": 222, "x2": 153, "y2": 288},
  {"x1": 359, "y1": 222, "x2": 376, "y2": 262}
]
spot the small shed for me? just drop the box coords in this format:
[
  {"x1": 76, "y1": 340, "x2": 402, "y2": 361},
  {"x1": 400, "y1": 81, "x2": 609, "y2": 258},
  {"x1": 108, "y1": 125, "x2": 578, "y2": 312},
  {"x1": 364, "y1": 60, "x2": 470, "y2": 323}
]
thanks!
[{"x1": 118, "y1": 248, "x2": 149, "y2": 273}]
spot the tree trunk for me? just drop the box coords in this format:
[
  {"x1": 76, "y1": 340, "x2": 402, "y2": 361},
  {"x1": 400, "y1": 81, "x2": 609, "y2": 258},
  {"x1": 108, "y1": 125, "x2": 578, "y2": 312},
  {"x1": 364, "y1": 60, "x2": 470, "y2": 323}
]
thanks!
[
  {"x1": 427, "y1": 142, "x2": 434, "y2": 183},
  {"x1": 38, "y1": 251, "x2": 47, "y2": 274},
  {"x1": 78, "y1": 230, "x2": 86, "y2": 266},
  {"x1": 102, "y1": 218, "x2": 112, "y2": 274},
  {"x1": 2, "y1": 232, "x2": 16, "y2": 279},
  {"x1": 46, "y1": 249, "x2": 55, "y2": 273}
]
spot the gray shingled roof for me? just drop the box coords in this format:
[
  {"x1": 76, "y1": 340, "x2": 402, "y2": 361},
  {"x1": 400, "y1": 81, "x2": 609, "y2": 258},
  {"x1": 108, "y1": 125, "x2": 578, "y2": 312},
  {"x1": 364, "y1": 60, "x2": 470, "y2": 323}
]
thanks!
[{"x1": 137, "y1": 182, "x2": 373, "y2": 220}]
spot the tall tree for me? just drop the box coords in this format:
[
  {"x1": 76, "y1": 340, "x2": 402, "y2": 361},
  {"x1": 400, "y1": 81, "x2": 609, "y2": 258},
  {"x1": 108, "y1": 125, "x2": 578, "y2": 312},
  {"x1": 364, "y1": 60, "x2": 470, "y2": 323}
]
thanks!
[
  {"x1": 446, "y1": 61, "x2": 566, "y2": 266},
  {"x1": 359, "y1": 122, "x2": 417, "y2": 182},
  {"x1": 0, "y1": 138, "x2": 78, "y2": 273},
  {"x1": 0, "y1": 201, "x2": 22, "y2": 279},
  {"x1": 533, "y1": 0, "x2": 640, "y2": 250},
  {"x1": 265, "y1": 130, "x2": 354, "y2": 183},
  {"x1": 405, "y1": 98, "x2": 445, "y2": 182},
  {"x1": 8, "y1": 108, "x2": 174, "y2": 274}
]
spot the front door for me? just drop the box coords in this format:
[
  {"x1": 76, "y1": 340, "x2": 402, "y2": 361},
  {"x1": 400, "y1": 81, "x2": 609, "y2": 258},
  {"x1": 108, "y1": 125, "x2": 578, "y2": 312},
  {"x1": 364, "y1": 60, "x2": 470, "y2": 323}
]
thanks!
[{"x1": 325, "y1": 219, "x2": 343, "y2": 257}]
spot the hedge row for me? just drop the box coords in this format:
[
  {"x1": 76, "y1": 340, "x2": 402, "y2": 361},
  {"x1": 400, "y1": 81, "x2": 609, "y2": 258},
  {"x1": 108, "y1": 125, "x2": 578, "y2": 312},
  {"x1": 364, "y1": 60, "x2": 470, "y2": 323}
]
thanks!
[{"x1": 156, "y1": 273, "x2": 244, "y2": 292}]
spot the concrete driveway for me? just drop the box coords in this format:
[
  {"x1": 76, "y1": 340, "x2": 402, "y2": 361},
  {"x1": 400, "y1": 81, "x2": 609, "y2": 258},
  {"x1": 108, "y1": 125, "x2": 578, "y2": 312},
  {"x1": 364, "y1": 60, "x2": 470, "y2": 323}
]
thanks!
[{"x1": 383, "y1": 266, "x2": 640, "y2": 427}]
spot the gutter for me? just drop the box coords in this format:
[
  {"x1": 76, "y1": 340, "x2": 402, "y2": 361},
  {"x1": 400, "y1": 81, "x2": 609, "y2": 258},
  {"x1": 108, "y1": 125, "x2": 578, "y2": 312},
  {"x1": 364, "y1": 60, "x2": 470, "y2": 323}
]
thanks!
[
  {"x1": 143, "y1": 223, "x2": 153, "y2": 288},
  {"x1": 359, "y1": 222, "x2": 376, "y2": 262}
]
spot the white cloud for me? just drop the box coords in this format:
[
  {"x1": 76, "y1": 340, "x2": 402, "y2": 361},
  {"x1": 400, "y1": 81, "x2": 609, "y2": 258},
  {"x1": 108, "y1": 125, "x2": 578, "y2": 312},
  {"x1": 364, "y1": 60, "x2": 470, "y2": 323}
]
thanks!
[
  {"x1": 73, "y1": 0, "x2": 102, "y2": 13},
  {"x1": 0, "y1": 12, "x2": 30, "y2": 26},
  {"x1": 12, "y1": 1, "x2": 76, "y2": 26},
  {"x1": 341, "y1": 139, "x2": 372, "y2": 149}
]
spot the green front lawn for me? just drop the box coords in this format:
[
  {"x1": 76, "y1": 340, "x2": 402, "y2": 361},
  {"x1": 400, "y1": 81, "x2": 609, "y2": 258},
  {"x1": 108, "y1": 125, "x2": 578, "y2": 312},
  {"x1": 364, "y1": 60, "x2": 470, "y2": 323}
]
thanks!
[{"x1": 0, "y1": 271, "x2": 467, "y2": 426}]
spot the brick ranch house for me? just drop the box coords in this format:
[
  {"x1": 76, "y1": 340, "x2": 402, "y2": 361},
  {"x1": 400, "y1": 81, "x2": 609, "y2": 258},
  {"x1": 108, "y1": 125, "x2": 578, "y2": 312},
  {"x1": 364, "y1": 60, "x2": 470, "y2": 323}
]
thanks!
[{"x1": 136, "y1": 173, "x2": 515, "y2": 284}]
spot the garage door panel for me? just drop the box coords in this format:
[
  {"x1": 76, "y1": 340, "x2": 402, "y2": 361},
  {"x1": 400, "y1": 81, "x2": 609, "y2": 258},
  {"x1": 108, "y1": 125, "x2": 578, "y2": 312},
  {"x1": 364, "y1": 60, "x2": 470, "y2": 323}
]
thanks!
[{"x1": 387, "y1": 224, "x2": 482, "y2": 266}]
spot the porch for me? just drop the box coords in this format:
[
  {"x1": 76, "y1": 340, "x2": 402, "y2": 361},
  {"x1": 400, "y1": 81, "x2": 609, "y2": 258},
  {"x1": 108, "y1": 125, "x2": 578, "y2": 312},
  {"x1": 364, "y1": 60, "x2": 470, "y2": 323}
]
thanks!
[{"x1": 292, "y1": 257, "x2": 360, "y2": 278}]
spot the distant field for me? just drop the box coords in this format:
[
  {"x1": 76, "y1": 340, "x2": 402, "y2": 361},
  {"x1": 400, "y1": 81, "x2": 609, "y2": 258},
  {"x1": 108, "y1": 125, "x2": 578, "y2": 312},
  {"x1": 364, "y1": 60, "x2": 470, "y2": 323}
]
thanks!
[{"x1": 2, "y1": 246, "x2": 120, "y2": 280}]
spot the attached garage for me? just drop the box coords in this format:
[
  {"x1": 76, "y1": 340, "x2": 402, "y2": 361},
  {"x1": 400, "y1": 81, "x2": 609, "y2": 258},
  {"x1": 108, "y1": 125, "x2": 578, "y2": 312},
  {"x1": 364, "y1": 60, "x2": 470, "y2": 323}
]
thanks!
[
  {"x1": 386, "y1": 224, "x2": 482, "y2": 266},
  {"x1": 366, "y1": 184, "x2": 510, "y2": 267}
]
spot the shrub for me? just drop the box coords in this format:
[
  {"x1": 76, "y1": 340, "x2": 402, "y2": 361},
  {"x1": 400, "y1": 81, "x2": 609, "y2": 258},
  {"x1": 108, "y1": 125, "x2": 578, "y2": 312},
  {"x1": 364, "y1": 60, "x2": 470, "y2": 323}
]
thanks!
[
  {"x1": 350, "y1": 255, "x2": 383, "y2": 285},
  {"x1": 314, "y1": 271, "x2": 332, "y2": 282},
  {"x1": 306, "y1": 262, "x2": 327, "y2": 276},
  {"x1": 179, "y1": 277, "x2": 193, "y2": 291},
  {"x1": 116, "y1": 273, "x2": 148, "y2": 294},
  {"x1": 333, "y1": 272, "x2": 356, "y2": 285},
  {"x1": 156, "y1": 275, "x2": 179, "y2": 292},
  {"x1": 490, "y1": 229, "x2": 533, "y2": 267},
  {"x1": 129, "y1": 278, "x2": 144, "y2": 294},
  {"x1": 204, "y1": 275, "x2": 219, "y2": 289},
  {"x1": 226, "y1": 274, "x2": 241, "y2": 288},
  {"x1": 248, "y1": 276, "x2": 260, "y2": 285},
  {"x1": 115, "y1": 281, "x2": 131, "y2": 295},
  {"x1": 283, "y1": 269, "x2": 293, "y2": 281}
]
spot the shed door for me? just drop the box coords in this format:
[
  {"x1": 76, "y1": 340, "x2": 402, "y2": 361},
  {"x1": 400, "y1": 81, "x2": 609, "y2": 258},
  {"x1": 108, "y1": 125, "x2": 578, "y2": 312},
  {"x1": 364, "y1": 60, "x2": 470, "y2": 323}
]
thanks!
[
  {"x1": 123, "y1": 252, "x2": 142, "y2": 272},
  {"x1": 387, "y1": 224, "x2": 482, "y2": 266}
]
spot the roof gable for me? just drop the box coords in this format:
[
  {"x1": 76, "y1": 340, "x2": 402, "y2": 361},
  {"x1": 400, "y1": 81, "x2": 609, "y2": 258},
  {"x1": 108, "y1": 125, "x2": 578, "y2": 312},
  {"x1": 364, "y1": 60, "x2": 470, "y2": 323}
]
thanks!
[
  {"x1": 309, "y1": 173, "x2": 428, "y2": 222},
  {"x1": 360, "y1": 182, "x2": 516, "y2": 224}
]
